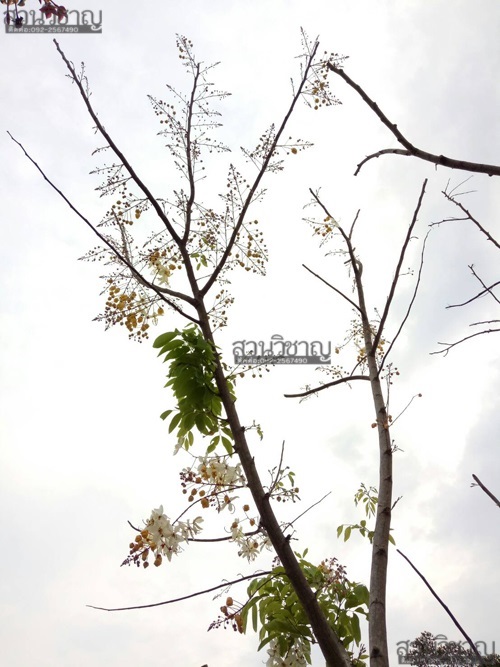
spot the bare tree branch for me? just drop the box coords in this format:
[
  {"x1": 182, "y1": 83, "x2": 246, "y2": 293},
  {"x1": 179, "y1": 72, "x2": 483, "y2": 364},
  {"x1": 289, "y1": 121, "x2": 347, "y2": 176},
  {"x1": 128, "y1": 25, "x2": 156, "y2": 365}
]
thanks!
[
  {"x1": 447, "y1": 279, "x2": 500, "y2": 309},
  {"x1": 442, "y1": 190, "x2": 500, "y2": 250},
  {"x1": 307, "y1": 187, "x2": 393, "y2": 666},
  {"x1": 201, "y1": 42, "x2": 319, "y2": 296},
  {"x1": 472, "y1": 474, "x2": 500, "y2": 509},
  {"x1": 87, "y1": 571, "x2": 271, "y2": 612},
  {"x1": 7, "y1": 133, "x2": 200, "y2": 325},
  {"x1": 284, "y1": 374, "x2": 369, "y2": 399},
  {"x1": 348, "y1": 209, "x2": 361, "y2": 241},
  {"x1": 397, "y1": 549, "x2": 485, "y2": 667},
  {"x1": 471, "y1": 319, "x2": 500, "y2": 325},
  {"x1": 327, "y1": 63, "x2": 500, "y2": 177},
  {"x1": 469, "y1": 265, "x2": 500, "y2": 307},
  {"x1": 431, "y1": 327, "x2": 500, "y2": 356},
  {"x1": 288, "y1": 492, "x2": 332, "y2": 527},
  {"x1": 372, "y1": 180, "x2": 427, "y2": 353},
  {"x1": 53, "y1": 40, "x2": 183, "y2": 245},
  {"x1": 302, "y1": 263, "x2": 362, "y2": 313},
  {"x1": 378, "y1": 228, "x2": 431, "y2": 374},
  {"x1": 182, "y1": 63, "x2": 201, "y2": 244}
]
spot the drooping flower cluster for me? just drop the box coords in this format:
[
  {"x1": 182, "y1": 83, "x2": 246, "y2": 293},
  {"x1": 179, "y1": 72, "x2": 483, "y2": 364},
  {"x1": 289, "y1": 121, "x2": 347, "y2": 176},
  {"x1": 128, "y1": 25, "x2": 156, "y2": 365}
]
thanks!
[
  {"x1": 180, "y1": 455, "x2": 247, "y2": 512},
  {"x1": 198, "y1": 455, "x2": 246, "y2": 488},
  {"x1": 266, "y1": 637, "x2": 309, "y2": 667},
  {"x1": 122, "y1": 505, "x2": 203, "y2": 568},
  {"x1": 229, "y1": 517, "x2": 272, "y2": 563}
]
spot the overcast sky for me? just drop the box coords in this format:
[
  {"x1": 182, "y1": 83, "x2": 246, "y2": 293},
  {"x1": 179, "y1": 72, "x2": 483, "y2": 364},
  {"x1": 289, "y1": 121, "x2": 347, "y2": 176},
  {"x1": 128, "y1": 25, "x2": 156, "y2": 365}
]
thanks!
[{"x1": 1, "y1": 1, "x2": 499, "y2": 666}]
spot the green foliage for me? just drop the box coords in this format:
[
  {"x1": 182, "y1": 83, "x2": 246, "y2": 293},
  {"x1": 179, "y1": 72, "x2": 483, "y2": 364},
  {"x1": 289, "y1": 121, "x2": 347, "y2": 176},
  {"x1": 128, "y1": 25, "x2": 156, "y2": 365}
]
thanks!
[
  {"x1": 240, "y1": 551, "x2": 369, "y2": 664},
  {"x1": 154, "y1": 325, "x2": 235, "y2": 454},
  {"x1": 337, "y1": 484, "x2": 396, "y2": 545},
  {"x1": 355, "y1": 483, "x2": 378, "y2": 517}
]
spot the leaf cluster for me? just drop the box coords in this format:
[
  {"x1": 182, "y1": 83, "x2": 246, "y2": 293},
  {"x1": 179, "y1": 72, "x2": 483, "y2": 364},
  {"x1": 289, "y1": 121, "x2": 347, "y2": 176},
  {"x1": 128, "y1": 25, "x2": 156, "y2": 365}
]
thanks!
[
  {"x1": 337, "y1": 485, "x2": 396, "y2": 545},
  {"x1": 241, "y1": 551, "x2": 369, "y2": 664},
  {"x1": 154, "y1": 325, "x2": 235, "y2": 453}
]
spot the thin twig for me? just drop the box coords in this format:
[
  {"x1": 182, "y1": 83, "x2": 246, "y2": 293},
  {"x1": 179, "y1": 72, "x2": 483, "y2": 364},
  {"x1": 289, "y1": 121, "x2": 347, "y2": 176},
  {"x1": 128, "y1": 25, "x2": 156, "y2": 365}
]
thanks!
[
  {"x1": 182, "y1": 63, "x2": 201, "y2": 244},
  {"x1": 302, "y1": 264, "x2": 362, "y2": 313},
  {"x1": 348, "y1": 209, "x2": 361, "y2": 241},
  {"x1": 470, "y1": 319, "x2": 500, "y2": 326},
  {"x1": 397, "y1": 549, "x2": 485, "y2": 667},
  {"x1": 372, "y1": 179, "x2": 427, "y2": 353},
  {"x1": 431, "y1": 328, "x2": 500, "y2": 355},
  {"x1": 327, "y1": 63, "x2": 500, "y2": 178},
  {"x1": 469, "y1": 266, "x2": 500, "y2": 307},
  {"x1": 389, "y1": 394, "x2": 422, "y2": 428},
  {"x1": 288, "y1": 492, "x2": 332, "y2": 527},
  {"x1": 7, "y1": 133, "x2": 200, "y2": 324},
  {"x1": 284, "y1": 374, "x2": 369, "y2": 399},
  {"x1": 378, "y1": 229, "x2": 431, "y2": 374},
  {"x1": 442, "y1": 191, "x2": 500, "y2": 250},
  {"x1": 53, "y1": 40, "x2": 183, "y2": 244},
  {"x1": 472, "y1": 474, "x2": 500, "y2": 509},
  {"x1": 447, "y1": 279, "x2": 500, "y2": 308},
  {"x1": 269, "y1": 441, "x2": 287, "y2": 496},
  {"x1": 201, "y1": 41, "x2": 320, "y2": 296},
  {"x1": 87, "y1": 571, "x2": 272, "y2": 612}
]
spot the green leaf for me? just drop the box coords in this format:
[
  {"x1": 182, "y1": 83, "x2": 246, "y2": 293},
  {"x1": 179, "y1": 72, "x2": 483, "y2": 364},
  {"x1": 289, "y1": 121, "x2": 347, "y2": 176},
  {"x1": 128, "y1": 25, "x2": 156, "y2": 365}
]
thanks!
[
  {"x1": 344, "y1": 526, "x2": 352, "y2": 542},
  {"x1": 351, "y1": 612, "x2": 361, "y2": 645},
  {"x1": 352, "y1": 583, "x2": 369, "y2": 606},
  {"x1": 257, "y1": 635, "x2": 274, "y2": 652},
  {"x1": 221, "y1": 436, "x2": 233, "y2": 455},
  {"x1": 252, "y1": 600, "x2": 258, "y2": 632},
  {"x1": 168, "y1": 412, "x2": 182, "y2": 434},
  {"x1": 153, "y1": 330, "x2": 179, "y2": 349},
  {"x1": 160, "y1": 409, "x2": 173, "y2": 421}
]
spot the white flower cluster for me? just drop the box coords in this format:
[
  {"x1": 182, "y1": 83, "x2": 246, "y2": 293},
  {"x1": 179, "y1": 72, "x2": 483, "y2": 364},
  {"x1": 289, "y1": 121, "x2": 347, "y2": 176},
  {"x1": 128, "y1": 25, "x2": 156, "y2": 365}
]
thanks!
[
  {"x1": 197, "y1": 455, "x2": 246, "y2": 489},
  {"x1": 266, "y1": 638, "x2": 308, "y2": 667},
  {"x1": 145, "y1": 505, "x2": 203, "y2": 562},
  {"x1": 230, "y1": 519, "x2": 272, "y2": 563}
]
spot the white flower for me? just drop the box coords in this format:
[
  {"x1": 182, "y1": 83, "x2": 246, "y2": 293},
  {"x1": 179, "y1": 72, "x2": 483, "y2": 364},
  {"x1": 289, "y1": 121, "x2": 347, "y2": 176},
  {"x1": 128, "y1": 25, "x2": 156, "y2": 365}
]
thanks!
[
  {"x1": 144, "y1": 506, "x2": 200, "y2": 562},
  {"x1": 237, "y1": 537, "x2": 260, "y2": 562},
  {"x1": 230, "y1": 519, "x2": 244, "y2": 541},
  {"x1": 189, "y1": 516, "x2": 204, "y2": 535},
  {"x1": 197, "y1": 455, "x2": 246, "y2": 488},
  {"x1": 266, "y1": 638, "x2": 308, "y2": 667}
]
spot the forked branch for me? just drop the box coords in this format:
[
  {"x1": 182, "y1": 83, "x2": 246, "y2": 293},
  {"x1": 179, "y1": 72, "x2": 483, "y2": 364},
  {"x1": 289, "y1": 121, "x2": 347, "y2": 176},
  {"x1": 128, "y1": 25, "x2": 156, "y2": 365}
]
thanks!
[
  {"x1": 7, "y1": 132, "x2": 200, "y2": 325},
  {"x1": 327, "y1": 63, "x2": 500, "y2": 177}
]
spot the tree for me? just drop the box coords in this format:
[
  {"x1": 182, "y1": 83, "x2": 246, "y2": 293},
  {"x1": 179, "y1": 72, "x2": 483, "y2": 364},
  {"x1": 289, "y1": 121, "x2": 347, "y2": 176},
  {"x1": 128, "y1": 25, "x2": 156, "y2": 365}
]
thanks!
[
  {"x1": 10, "y1": 33, "x2": 370, "y2": 667},
  {"x1": 9, "y1": 28, "x2": 498, "y2": 667},
  {"x1": 325, "y1": 63, "x2": 500, "y2": 356}
]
